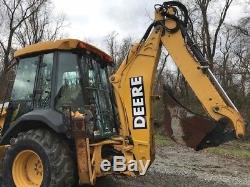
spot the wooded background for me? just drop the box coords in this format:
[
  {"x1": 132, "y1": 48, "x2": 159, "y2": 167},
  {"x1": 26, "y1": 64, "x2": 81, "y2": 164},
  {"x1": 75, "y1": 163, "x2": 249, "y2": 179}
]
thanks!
[{"x1": 0, "y1": 0, "x2": 249, "y2": 123}]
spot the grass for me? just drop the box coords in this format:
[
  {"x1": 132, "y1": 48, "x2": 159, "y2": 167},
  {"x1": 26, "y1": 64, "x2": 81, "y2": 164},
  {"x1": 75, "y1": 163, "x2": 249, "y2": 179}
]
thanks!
[
  {"x1": 154, "y1": 133, "x2": 174, "y2": 146},
  {"x1": 206, "y1": 139, "x2": 250, "y2": 160},
  {"x1": 154, "y1": 127, "x2": 250, "y2": 161},
  {"x1": 207, "y1": 147, "x2": 250, "y2": 160}
]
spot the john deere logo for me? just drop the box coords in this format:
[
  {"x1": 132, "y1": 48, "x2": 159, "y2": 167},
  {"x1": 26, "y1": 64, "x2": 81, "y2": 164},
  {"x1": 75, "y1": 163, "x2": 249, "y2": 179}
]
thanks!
[{"x1": 130, "y1": 76, "x2": 146, "y2": 129}]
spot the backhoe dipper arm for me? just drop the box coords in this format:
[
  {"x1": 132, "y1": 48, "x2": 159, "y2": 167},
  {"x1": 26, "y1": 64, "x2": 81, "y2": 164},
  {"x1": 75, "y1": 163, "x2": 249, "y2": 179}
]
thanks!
[{"x1": 110, "y1": 1, "x2": 245, "y2": 168}]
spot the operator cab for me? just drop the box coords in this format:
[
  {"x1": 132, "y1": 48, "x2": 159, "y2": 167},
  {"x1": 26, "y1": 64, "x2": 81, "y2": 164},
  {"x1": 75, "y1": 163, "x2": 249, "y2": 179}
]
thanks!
[{"x1": 2, "y1": 39, "x2": 116, "y2": 141}]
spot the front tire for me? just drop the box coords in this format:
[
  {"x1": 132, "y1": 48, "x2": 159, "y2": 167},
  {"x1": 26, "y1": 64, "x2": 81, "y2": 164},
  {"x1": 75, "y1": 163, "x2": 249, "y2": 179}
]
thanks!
[{"x1": 2, "y1": 129, "x2": 76, "y2": 187}]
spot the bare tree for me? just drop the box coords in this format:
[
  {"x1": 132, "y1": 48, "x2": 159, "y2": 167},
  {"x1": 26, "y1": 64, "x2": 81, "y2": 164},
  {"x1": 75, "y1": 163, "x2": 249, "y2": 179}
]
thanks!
[
  {"x1": 232, "y1": 17, "x2": 250, "y2": 37},
  {"x1": 117, "y1": 37, "x2": 132, "y2": 66},
  {"x1": 104, "y1": 31, "x2": 119, "y2": 65},
  {"x1": 0, "y1": 0, "x2": 47, "y2": 72},
  {"x1": 104, "y1": 32, "x2": 132, "y2": 72},
  {"x1": 216, "y1": 25, "x2": 236, "y2": 90},
  {"x1": 192, "y1": 0, "x2": 234, "y2": 71},
  {"x1": 14, "y1": 2, "x2": 66, "y2": 47}
]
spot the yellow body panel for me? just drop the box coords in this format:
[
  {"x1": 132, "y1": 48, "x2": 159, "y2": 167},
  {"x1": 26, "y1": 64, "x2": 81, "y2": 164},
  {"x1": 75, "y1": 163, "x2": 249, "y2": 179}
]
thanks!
[
  {"x1": 111, "y1": 28, "x2": 162, "y2": 164},
  {"x1": 14, "y1": 39, "x2": 80, "y2": 58},
  {"x1": 14, "y1": 39, "x2": 113, "y2": 63}
]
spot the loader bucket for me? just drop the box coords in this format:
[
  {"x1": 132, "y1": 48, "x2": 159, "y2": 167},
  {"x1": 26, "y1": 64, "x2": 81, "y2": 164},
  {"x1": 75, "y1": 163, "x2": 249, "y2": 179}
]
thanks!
[{"x1": 162, "y1": 87, "x2": 236, "y2": 150}]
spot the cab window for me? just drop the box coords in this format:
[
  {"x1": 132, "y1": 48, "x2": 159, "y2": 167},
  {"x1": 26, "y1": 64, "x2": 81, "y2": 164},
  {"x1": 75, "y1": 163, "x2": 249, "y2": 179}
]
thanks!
[
  {"x1": 55, "y1": 52, "x2": 84, "y2": 111},
  {"x1": 11, "y1": 56, "x2": 39, "y2": 100}
]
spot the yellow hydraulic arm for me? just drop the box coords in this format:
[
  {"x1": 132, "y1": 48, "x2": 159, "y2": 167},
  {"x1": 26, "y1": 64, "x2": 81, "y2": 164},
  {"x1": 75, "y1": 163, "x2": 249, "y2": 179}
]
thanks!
[{"x1": 110, "y1": 1, "x2": 246, "y2": 167}]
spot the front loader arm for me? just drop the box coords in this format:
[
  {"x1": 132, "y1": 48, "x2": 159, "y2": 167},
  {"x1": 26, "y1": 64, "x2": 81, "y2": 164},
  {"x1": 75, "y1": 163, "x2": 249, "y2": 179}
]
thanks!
[{"x1": 110, "y1": 1, "x2": 245, "y2": 171}]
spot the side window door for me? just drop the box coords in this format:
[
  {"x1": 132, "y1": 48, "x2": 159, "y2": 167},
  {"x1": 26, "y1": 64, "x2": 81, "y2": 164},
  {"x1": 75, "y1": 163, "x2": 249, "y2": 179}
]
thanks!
[
  {"x1": 11, "y1": 57, "x2": 39, "y2": 101},
  {"x1": 34, "y1": 53, "x2": 53, "y2": 108},
  {"x1": 5, "y1": 56, "x2": 39, "y2": 125},
  {"x1": 81, "y1": 56, "x2": 115, "y2": 139}
]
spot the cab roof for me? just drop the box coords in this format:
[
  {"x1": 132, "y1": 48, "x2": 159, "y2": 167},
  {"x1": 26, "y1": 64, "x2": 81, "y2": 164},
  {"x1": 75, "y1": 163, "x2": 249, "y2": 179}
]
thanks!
[{"x1": 14, "y1": 39, "x2": 113, "y2": 64}]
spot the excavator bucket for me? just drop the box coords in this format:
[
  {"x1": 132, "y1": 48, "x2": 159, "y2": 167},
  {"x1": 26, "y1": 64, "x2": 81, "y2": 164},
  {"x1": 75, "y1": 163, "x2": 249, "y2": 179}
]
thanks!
[{"x1": 162, "y1": 87, "x2": 236, "y2": 150}]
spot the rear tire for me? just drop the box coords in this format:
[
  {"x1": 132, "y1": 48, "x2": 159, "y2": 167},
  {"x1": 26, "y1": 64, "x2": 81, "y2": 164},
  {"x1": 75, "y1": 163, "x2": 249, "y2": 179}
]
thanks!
[{"x1": 2, "y1": 129, "x2": 76, "y2": 187}]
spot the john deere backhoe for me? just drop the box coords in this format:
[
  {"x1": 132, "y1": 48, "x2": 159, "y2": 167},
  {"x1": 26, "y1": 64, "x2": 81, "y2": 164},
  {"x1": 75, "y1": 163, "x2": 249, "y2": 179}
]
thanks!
[{"x1": 0, "y1": 1, "x2": 247, "y2": 186}]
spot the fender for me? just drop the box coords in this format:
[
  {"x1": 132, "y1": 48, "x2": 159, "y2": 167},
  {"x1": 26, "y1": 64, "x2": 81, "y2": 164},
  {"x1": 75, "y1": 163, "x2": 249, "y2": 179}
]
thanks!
[{"x1": 0, "y1": 109, "x2": 67, "y2": 145}]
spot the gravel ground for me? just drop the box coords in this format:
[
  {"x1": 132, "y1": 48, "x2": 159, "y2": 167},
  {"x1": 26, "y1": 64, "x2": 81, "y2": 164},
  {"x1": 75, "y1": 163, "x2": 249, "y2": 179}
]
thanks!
[
  {"x1": 1, "y1": 142, "x2": 249, "y2": 187},
  {"x1": 93, "y1": 143, "x2": 250, "y2": 187}
]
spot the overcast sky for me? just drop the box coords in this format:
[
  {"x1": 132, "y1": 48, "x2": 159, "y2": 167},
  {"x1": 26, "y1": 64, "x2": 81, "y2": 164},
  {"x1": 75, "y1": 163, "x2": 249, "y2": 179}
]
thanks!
[{"x1": 52, "y1": 0, "x2": 249, "y2": 51}]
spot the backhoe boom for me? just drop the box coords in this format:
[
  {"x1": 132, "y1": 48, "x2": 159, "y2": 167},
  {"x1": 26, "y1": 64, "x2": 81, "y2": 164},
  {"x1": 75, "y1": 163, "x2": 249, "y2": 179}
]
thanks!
[{"x1": 110, "y1": 1, "x2": 246, "y2": 166}]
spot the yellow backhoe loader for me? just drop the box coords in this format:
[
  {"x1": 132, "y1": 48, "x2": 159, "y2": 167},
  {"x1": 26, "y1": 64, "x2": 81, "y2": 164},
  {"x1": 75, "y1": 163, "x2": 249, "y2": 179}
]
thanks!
[{"x1": 0, "y1": 1, "x2": 247, "y2": 186}]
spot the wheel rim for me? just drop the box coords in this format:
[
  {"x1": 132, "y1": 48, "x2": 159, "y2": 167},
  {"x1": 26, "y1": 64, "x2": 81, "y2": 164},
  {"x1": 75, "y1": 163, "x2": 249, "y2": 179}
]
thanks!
[{"x1": 12, "y1": 150, "x2": 43, "y2": 187}]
